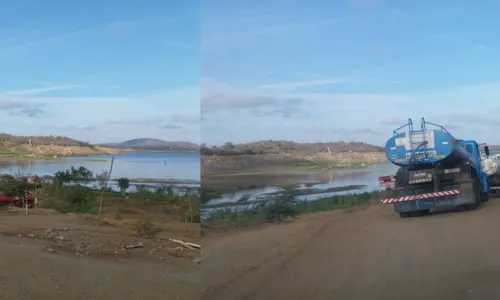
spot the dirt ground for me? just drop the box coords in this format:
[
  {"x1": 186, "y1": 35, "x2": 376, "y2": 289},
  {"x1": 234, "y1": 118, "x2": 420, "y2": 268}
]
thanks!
[
  {"x1": 0, "y1": 207, "x2": 199, "y2": 300},
  {"x1": 202, "y1": 199, "x2": 500, "y2": 300}
]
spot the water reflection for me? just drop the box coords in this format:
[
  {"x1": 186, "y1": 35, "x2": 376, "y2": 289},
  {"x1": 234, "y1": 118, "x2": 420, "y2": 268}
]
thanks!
[
  {"x1": 0, "y1": 152, "x2": 200, "y2": 181},
  {"x1": 208, "y1": 163, "x2": 398, "y2": 204}
]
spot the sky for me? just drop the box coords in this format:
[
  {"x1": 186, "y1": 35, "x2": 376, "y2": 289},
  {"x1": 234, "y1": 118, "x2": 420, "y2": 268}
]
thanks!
[
  {"x1": 201, "y1": 0, "x2": 500, "y2": 146},
  {"x1": 0, "y1": 0, "x2": 199, "y2": 144}
]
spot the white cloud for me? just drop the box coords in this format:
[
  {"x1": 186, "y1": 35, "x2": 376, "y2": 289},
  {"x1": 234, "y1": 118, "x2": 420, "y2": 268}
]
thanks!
[
  {"x1": 5, "y1": 85, "x2": 79, "y2": 97},
  {"x1": 255, "y1": 78, "x2": 350, "y2": 92},
  {"x1": 202, "y1": 78, "x2": 500, "y2": 144}
]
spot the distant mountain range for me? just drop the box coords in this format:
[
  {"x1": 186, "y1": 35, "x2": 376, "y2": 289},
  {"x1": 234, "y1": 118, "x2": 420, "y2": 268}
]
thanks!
[{"x1": 101, "y1": 138, "x2": 199, "y2": 151}]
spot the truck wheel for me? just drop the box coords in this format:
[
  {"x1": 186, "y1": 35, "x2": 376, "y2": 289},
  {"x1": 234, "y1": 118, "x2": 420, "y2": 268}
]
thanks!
[
  {"x1": 481, "y1": 192, "x2": 490, "y2": 202},
  {"x1": 473, "y1": 179, "x2": 482, "y2": 207},
  {"x1": 419, "y1": 210, "x2": 430, "y2": 216},
  {"x1": 399, "y1": 212, "x2": 411, "y2": 218},
  {"x1": 459, "y1": 181, "x2": 478, "y2": 211}
]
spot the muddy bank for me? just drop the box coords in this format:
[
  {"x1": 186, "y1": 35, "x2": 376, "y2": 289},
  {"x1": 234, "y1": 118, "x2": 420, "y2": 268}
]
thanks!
[
  {"x1": 269, "y1": 185, "x2": 367, "y2": 196},
  {"x1": 202, "y1": 163, "x2": 397, "y2": 204},
  {"x1": 202, "y1": 171, "x2": 366, "y2": 197},
  {"x1": 202, "y1": 152, "x2": 387, "y2": 175},
  {"x1": 125, "y1": 178, "x2": 200, "y2": 185}
]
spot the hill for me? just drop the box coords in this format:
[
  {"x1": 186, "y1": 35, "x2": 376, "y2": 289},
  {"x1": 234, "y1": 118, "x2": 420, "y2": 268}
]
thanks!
[
  {"x1": 0, "y1": 133, "x2": 119, "y2": 158},
  {"x1": 201, "y1": 140, "x2": 387, "y2": 175},
  {"x1": 201, "y1": 140, "x2": 384, "y2": 156},
  {"x1": 103, "y1": 138, "x2": 199, "y2": 152}
]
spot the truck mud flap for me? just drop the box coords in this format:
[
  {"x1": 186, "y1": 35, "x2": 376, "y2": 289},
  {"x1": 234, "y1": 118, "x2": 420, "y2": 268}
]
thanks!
[{"x1": 380, "y1": 189, "x2": 461, "y2": 204}]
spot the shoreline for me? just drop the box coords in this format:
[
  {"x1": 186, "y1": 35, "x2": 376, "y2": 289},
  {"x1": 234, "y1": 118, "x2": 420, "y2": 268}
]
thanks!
[
  {"x1": 202, "y1": 163, "x2": 387, "y2": 197},
  {"x1": 122, "y1": 178, "x2": 200, "y2": 185},
  {"x1": 34, "y1": 175, "x2": 200, "y2": 185},
  {"x1": 0, "y1": 149, "x2": 199, "y2": 160},
  {"x1": 203, "y1": 184, "x2": 369, "y2": 207}
]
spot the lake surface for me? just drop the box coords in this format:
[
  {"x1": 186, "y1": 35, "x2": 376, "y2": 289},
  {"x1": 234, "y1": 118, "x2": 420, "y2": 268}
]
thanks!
[
  {"x1": 207, "y1": 151, "x2": 500, "y2": 205},
  {"x1": 207, "y1": 163, "x2": 398, "y2": 205},
  {"x1": 0, "y1": 152, "x2": 200, "y2": 182}
]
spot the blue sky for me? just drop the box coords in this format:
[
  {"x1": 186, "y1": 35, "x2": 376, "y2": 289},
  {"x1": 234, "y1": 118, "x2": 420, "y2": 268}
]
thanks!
[
  {"x1": 202, "y1": 0, "x2": 500, "y2": 146},
  {"x1": 0, "y1": 0, "x2": 199, "y2": 144}
]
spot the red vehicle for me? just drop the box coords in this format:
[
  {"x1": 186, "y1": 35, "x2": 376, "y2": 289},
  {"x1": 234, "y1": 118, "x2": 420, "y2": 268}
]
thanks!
[{"x1": 0, "y1": 192, "x2": 38, "y2": 207}]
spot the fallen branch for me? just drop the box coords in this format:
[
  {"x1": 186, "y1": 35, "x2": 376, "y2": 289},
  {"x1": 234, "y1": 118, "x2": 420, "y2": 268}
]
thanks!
[
  {"x1": 168, "y1": 238, "x2": 201, "y2": 250},
  {"x1": 150, "y1": 244, "x2": 164, "y2": 254},
  {"x1": 123, "y1": 242, "x2": 144, "y2": 250}
]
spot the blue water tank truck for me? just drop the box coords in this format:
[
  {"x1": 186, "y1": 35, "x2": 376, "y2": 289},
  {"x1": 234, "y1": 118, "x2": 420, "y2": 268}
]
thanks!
[{"x1": 378, "y1": 118, "x2": 491, "y2": 218}]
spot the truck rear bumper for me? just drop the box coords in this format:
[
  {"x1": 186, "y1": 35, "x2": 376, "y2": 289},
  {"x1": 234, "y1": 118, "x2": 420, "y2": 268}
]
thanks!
[
  {"x1": 380, "y1": 189, "x2": 461, "y2": 204},
  {"x1": 393, "y1": 197, "x2": 474, "y2": 212},
  {"x1": 379, "y1": 189, "x2": 476, "y2": 212}
]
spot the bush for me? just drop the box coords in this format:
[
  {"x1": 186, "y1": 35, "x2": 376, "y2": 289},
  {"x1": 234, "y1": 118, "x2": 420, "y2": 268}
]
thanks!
[
  {"x1": 203, "y1": 189, "x2": 382, "y2": 227},
  {"x1": 117, "y1": 177, "x2": 130, "y2": 193},
  {"x1": 262, "y1": 193, "x2": 299, "y2": 222},
  {"x1": 133, "y1": 217, "x2": 161, "y2": 239},
  {"x1": 41, "y1": 183, "x2": 95, "y2": 213}
]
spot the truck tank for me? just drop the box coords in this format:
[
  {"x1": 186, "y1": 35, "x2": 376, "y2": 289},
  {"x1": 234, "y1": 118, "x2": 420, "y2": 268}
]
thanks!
[
  {"x1": 384, "y1": 118, "x2": 477, "y2": 168},
  {"x1": 482, "y1": 157, "x2": 498, "y2": 176}
]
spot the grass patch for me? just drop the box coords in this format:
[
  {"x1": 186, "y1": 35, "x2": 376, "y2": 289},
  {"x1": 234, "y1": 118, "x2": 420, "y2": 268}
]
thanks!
[
  {"x1": 37, "y1": 183, "x2": 201, "y2": 222},
  {"x1": 293, "y1": 161, "x2": 332, "y2": 168}
]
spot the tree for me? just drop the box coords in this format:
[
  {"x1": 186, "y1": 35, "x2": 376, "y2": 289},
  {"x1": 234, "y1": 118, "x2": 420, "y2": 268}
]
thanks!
[
  {"x1": 96, "y1": 171, "x2": 110, "y2": 189},
  {"x1": 54, "y1": 166, "x2": 93, "y2": 186},
  {"x1": 70, "y1": 166, "x2": 93, "y2": 184},
  {"x1": 54, "y1": 169, "x2": 72, "y2": 185},
  {"x1": 117, "y1": 177, "x2": 130, "y2": 193}
]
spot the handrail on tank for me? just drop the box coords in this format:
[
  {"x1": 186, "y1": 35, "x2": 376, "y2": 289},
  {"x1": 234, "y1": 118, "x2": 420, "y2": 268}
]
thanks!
[
  {"x1": 392, "y1": 118, "x2": 413, "y2": 135},
  {"x1": 420, "y1": 119, "x2": 455, "y2": 138},
  {"x1": 392, "y1": 117, "x2": 456, "y2": 139}
]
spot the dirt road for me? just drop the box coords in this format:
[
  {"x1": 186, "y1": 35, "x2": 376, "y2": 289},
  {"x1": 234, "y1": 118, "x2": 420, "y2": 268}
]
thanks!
[
  {"x1": 0, "y1": 237, "x2": 196, "y2": 300},
  {"x1": 0, "y1": 208, "x2": 199, "y2": 300},
  {"x1": 202, "y1": 200, "x2": 500, "y2": 300}
]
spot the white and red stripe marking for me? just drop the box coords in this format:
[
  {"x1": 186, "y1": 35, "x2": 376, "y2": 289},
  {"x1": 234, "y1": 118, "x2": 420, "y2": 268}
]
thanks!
[
  {"x1": 380, "y1": 181, "x2": 396, "y2": 187},
  {"x1": 380, "y1": 189, "x2": 461, "y2": 204},
  {"x1": 490, "y1": 186, "x2": 500, "y2": 190}
]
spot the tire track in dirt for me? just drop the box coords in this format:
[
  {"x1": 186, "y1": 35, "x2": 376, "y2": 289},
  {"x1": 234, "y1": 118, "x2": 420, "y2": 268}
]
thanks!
[
  {"x1": 203, "y1": 201, "x2": 500, "y2": 300},
  {"x1": 202, "y1": 208, "x2": 366, "y2": 299}
]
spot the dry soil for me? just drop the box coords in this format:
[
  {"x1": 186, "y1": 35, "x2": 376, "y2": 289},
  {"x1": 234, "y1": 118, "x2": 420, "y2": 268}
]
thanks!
[
  {"x1": 202, "y1": 199, "x2": 500, "y2": 300},
  {"x1": 0, "y1": 207, "x2": 199, "y2": 300}
]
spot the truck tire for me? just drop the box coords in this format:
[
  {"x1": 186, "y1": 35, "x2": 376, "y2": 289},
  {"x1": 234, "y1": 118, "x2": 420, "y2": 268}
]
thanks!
[
  {"x1": 473, "y1": 179, "x2": 482, "y2": 207},
  {"x1": 419, "y1": 209, "x2": 430, "y2": 216},
  {"x1": 481, "y1": 191, "x2": 490, "y2": 202},
  {"x1": 399, "y1": 212, "x2": 411, "y2": 218},
  {"x1": 459, "y1": 181, "x2": 478, "y2": 211}
]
